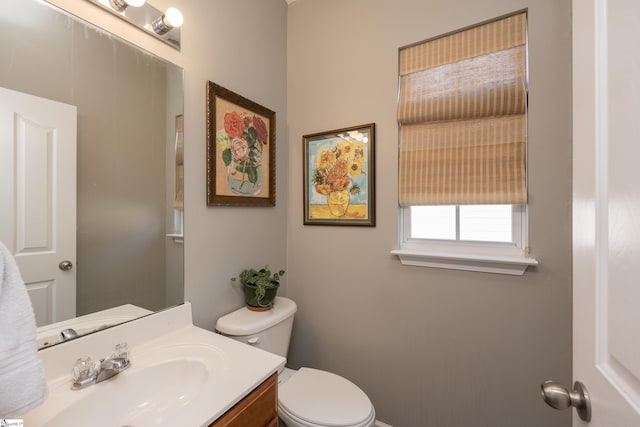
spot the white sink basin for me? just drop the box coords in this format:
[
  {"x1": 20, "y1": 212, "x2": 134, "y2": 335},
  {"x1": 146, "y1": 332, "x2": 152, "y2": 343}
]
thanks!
[
  {"x1": 23, "y1": 303, "x2": 285, "y2": 427},
  {"x1": 48, "y1": 351, "x2": 212, "y2": 426}
]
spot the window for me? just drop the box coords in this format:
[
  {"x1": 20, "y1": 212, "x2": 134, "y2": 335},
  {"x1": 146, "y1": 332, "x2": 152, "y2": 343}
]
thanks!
[
  {"x1": 409, "y1": 205, "x2": 514, "y2": 242},
  {"x1": 169, "y1": 115, "x2": 184, "y2": 244},
  {"x1": 392, "y1": 12, "x2": 537, "y2": 275}
]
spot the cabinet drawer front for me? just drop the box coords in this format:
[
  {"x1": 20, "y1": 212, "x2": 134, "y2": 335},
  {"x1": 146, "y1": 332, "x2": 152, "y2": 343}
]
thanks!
[{"x1": 211, "y1": 373, "x2": 278, "y2": 427}]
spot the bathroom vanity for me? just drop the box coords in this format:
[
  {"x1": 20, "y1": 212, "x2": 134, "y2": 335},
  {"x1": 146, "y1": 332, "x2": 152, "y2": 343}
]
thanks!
[
  {"x1": 210, "y1": 373, "x2": 278, "y2": 427},
  {"x1": 23, "y1": 303, "x2": 285, "y2": 426}
]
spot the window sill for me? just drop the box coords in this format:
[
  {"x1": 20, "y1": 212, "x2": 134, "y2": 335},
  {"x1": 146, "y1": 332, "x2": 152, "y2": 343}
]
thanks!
[
  {"x1": 390, "y1": 249, "x2": 538, "y2": 275},
  {"x1": 166, "y1": 233, "x2": 184, "y2": 244}
]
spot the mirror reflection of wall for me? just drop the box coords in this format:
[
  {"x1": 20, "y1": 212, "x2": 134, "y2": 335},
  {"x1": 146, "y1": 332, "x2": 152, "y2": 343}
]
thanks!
[{"x1": 0, "y1": 0, "x2": 184, "y2": 335}]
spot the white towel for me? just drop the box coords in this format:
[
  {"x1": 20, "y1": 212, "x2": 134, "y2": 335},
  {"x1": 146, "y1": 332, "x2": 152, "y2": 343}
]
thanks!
[{"x1": 0, "y1": 241, "x2": 47, "y2": 417}]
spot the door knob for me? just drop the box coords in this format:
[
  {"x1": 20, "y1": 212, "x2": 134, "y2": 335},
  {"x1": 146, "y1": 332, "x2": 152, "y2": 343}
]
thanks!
[
  {"x1": 541, "y1": 380, "x2": 591, "y2": 422},
  {"x1": 58, "y1": 260, "x2": 73, "y2": 271}
]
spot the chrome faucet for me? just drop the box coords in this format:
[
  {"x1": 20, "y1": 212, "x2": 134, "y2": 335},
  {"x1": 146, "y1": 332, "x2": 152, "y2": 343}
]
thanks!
[
  {"x1": 71, "y1": 343, "x2": 130, "y2": 390},
  {"x1": 60, "y1": 328, "x2": 79, "y2": 341}
]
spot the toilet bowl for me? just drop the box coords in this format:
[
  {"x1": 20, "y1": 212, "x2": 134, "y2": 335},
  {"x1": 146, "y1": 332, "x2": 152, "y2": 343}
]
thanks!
[
  {"x1": 215, "y1": 297, "x2": 376, "y2": 427},
  {"x1": 278, "y1": 367, "x2": 376, "y2": 427}
]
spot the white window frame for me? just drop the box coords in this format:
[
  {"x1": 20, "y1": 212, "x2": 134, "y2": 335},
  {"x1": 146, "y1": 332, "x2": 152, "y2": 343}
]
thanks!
[
  {"x1": 391, "y1": 204, "x2": 538, "y2": 275},
  {"x1": 166, "y1": 207, "x2": 184, "y2": 244}
]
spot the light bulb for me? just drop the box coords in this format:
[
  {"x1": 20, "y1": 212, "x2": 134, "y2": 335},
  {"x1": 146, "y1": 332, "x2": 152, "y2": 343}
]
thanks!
[
  {"x1": 164, "y1": 8, "x2": 184, "y2": 28},
  {"x1": 108, "y1": 0, "x2": 145, "y2": 12},
  {"x1": 151, "y1": 7, "x2": 183, "y2": 35}
]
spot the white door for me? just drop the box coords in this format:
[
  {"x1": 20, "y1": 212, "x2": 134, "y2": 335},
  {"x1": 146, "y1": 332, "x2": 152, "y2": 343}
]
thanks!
[
  {"x1": 0, "y1": 87, "x2": 77, "y2": 326},
  {"x1": 571, "y1": 0, "x2": 640, "y2": 425}
]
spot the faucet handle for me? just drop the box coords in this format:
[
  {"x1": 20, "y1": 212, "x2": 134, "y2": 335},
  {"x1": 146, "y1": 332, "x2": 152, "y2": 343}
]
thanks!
[
  {"x1": 111, "y1": 342, "x2": 130, "y2": 361},
  {"x1": 72, "y1": 357, "x2": 100, "y2": 383}
]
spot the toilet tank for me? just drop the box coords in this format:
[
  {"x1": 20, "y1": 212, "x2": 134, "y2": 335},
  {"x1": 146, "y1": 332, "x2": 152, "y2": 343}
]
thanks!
[{"x1": 216, "y1": 296, "x2": 297, "y2": 361}]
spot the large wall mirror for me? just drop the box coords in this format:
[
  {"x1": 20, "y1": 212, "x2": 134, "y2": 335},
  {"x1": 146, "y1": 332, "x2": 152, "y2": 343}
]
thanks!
[{"x1": 0, "y1": 0, "x2": 184, "y2": 348}]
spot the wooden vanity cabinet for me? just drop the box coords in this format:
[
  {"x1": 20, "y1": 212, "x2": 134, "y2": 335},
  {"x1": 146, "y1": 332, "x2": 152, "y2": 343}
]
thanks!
[{"x1": 209, "y1": 373, "x2": 278, "y2": 427}]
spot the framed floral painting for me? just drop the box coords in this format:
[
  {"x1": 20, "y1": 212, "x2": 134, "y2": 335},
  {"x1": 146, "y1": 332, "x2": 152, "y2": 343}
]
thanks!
[
  {"x1": 206, "y1": 81, "x2": 276, "y2": 206},
  {"x1": 303, "y1": 123, "x2": 376, "y2": 226}
]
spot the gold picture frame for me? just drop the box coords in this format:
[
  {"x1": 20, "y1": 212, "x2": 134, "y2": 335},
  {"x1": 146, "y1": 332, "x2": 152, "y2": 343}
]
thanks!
[
  {"x1": 303, "y1": 123, "x2": 376, "y2": 226},
  {"x1": 206, "y1": 81, "x2": 276, "y2": 206}
]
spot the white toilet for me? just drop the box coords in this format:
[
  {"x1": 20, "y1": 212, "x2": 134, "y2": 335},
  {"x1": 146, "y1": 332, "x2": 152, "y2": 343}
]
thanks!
[{"x1": 216, "y1": 296, "x2": 376, "y2": 427}]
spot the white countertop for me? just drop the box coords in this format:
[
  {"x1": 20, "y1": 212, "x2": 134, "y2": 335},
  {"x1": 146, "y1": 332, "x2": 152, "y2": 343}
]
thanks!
[{"x1": 23, "y1": 303, "x2": 285, "y2": 426}]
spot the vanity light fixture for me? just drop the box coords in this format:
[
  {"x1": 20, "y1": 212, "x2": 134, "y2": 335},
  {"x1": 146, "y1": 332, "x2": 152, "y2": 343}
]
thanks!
[
  {"x1": 151, "y1": 7, "x2": 184, "y2": 35},
  {"x1": 86, "y1": 0, "x2": 183, "y2": 50},
  {"x1": 108, "y1": 0, "x2": 146, "y2": 12}
]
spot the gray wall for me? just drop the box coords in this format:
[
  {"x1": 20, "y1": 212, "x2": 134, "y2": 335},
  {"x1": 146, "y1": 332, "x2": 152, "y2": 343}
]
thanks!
[
  {"x1": 73, "y1": 23, "x2": 168, "y2": 315},
  {"x1": 286, "y1": 1, "x2": 572, "y2": 426},
  {"x1": 173, "y1": 0, "x2": 289, "y2": 330}
]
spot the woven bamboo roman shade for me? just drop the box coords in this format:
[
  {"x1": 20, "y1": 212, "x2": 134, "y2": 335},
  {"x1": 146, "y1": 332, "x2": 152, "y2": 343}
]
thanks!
[{"x1": 398, "y1": 12, "x2": 527, "y2": 206}]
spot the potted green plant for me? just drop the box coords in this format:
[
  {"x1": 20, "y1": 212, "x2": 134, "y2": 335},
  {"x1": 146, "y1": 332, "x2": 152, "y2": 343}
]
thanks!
[{"x1": 231, "y1": 265, "x2": 285, "y2": 311}]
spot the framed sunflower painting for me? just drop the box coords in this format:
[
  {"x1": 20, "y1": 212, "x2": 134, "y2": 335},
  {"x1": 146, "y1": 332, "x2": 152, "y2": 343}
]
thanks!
[{"x1": 303, "y1": 123, "x2": 376, "y2": 226}]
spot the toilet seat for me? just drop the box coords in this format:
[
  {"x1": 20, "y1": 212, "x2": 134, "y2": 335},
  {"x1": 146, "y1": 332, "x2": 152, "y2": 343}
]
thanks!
[
  {"x1": 279, "y1": 405, "x2": 376, "y2": 427},
  {"x1": 278, "y1": 367, "x2": 376, "y2": 427}
]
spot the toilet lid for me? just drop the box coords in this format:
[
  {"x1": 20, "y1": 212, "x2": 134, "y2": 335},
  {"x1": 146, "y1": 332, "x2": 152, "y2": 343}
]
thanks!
[{"x1": 278, "y1": 367, "x2": 373, "y2": 427}]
